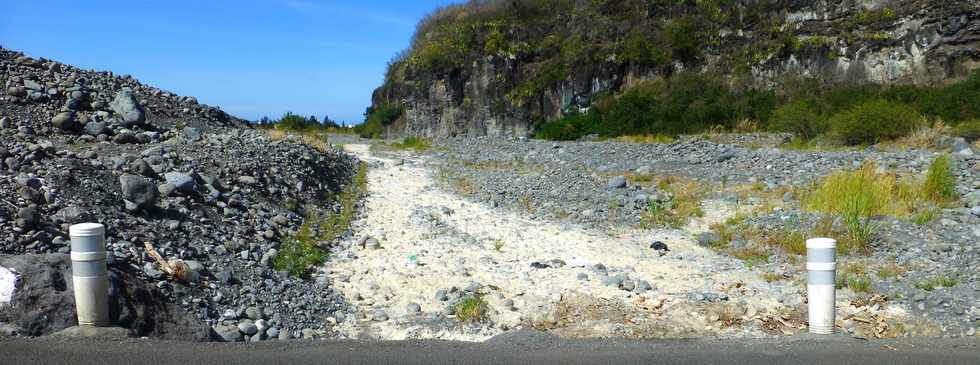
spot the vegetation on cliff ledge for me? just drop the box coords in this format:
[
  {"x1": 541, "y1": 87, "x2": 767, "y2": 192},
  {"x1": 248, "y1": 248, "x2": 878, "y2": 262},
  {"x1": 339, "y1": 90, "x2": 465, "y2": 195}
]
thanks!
[{"x1": 370, "y1": 0, "x2": 978, "y2": 143}]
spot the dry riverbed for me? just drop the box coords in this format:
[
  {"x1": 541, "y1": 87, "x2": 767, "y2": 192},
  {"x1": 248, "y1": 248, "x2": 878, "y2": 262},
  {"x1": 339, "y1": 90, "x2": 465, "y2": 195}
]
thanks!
[{"x1": 322, "y1": 142, "x2": 950, "y2": 341}]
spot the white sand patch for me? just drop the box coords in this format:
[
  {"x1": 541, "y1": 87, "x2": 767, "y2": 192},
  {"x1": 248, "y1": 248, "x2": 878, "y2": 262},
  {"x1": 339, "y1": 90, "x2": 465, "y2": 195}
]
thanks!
[{"x1": 0, "y1": 266, "x2": 17, "y2": 306}]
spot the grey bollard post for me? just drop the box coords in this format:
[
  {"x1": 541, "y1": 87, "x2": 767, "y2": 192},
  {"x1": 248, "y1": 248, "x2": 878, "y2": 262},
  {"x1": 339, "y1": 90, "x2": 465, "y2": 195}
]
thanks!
[
  {"x1": 806, "y1": 237, "x2": 837, "y2": 334},
  {"x1": 69, "y1": 223, "x2": 110, "y2": 327}
]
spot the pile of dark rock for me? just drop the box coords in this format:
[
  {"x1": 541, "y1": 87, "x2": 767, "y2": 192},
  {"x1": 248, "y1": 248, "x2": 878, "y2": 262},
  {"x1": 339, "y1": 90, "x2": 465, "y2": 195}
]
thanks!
[{"x1": 0, "y1": 47, "x2": 359, "y2": 341}]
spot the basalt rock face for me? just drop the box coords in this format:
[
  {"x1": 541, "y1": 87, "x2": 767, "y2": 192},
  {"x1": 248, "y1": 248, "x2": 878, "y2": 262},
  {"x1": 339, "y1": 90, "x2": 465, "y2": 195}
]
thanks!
[{"x1": 372, "y1": 0, "x2": 980, "y2": 138}]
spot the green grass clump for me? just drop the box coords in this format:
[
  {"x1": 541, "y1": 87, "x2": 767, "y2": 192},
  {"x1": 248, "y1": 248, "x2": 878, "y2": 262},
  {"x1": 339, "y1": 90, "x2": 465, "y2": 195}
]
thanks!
[
  {"x1": 272, "y1": 163, "x2": 367, "y2": 277},
  {"x1": 272, "y1": 224, "x2": 326, "y2": 277},
  {"x1": 802, "y1": 162, "x2": 904, "y2": 252},
  {"x1": 922, "y1": 154, "x2": 957, "y2": 203},
  {"x1": 390, "y1": 136, "x2": 433, "y2": 151},
  {"x1": 803, "y1": 156, "x2": 958, "y2": 253},
  {"x1": 801, "y1": 157, "x2": 961, "y2": 253},
  {"x1": 911, "y1": 208, "x2": 937, "y2": 225},
  {"x1": 762, "y1": 272, "x2": 783, "y2": 283},
  {"x1": 835, "y1": 263, "x2": 872, "y2": 293},
  {"x1": 454, "y1": 296, "x2": 489, "y2": 323},
  {"x1": 914, "y1": 276, "x2": 959, "y2": 291}
]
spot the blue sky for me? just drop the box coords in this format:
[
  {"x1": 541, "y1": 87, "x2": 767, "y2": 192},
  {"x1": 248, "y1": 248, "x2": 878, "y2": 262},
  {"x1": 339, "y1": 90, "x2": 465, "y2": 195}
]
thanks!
[{"x1": 0, "y1": 0, "x2": 456, "y2": 124}]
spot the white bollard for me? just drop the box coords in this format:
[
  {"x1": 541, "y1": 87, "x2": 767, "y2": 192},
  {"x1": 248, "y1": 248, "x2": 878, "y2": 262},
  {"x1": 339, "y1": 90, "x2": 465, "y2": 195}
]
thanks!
[
  {"x1": 69, "y1": 223, "x2": 110, "y2": 327},
  {"x1": 806, "y1": 237, "x2": 837, "y2": 334}
]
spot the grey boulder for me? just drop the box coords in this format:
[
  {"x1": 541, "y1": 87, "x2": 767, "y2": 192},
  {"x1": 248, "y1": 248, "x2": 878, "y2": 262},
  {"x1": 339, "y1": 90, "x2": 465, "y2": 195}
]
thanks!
[
  {"x1": 119, "y1": 174, "x2": 158, "y2": 209},
  {"x1": 110, "y1": 89, "x2": 146, "y2": 126}
]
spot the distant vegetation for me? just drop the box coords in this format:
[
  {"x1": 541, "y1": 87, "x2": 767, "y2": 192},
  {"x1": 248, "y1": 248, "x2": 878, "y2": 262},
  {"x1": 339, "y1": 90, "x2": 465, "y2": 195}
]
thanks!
[
  {"x1": 258, "y1": 112, "x2": 342, "y2": 132},
  {"x1": 354, "y1": 102, "x2": 403, "y2": 138},
  {"x1": 257, "y1": 113, "x2": 348, "y2": 152},
  {"x1": 534, "y1": 71, "x2": 980, "y2": 144}
]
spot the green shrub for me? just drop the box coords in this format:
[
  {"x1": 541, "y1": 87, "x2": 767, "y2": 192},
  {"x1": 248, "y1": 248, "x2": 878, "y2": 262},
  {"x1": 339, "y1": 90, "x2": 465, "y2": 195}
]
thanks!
[
  {"x1": 534, "y1": 112, "x2": 601, "y2": 141},
  {"x1": 922, "y1": 154, "x2": 957, "y2": 203},
  {"x1": 951, "y1": 120, "x2": 980, "y2": 141},
  {"x1": 768, "y1": 100, "x2": 827, "y2": 139},
  {"x1": 272, "y1": 163, "x2": 367, "y2": 277},
  {"x1": 454, "y1": 296, "x2": 488, "y2": 323},
  {"x1": 914, "y1": 276, "x2": 958, "y2": 291},
  {"x1": 272, "y1": 224, "x2": 326, "y2": 277},
  {"x1": 829, "y1": 99, "x2": 923, "y2": 145}
]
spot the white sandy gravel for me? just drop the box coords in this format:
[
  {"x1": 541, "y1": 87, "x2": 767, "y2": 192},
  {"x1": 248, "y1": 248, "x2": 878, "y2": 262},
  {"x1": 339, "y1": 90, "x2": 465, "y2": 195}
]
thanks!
[{"x1": 326, "y1": 144, "x2": 806, "y2": 341}]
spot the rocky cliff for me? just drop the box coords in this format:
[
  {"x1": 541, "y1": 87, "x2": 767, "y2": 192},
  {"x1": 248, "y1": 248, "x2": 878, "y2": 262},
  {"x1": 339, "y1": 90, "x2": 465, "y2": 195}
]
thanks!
[{"x1": 371, "y1": 0, "x2": 980, "y2": 138}]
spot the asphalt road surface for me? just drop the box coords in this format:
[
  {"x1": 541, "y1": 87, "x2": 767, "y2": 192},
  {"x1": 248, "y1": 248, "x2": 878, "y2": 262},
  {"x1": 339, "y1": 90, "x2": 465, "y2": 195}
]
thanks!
[{"x1": 1, "y1": 330, "x2": 978, "y2": 364}]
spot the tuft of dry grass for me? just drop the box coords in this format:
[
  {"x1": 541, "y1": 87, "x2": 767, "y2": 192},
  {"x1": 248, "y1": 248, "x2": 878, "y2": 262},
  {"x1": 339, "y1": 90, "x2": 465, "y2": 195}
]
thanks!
[
  {"x1": 437, "y1": 169, "x2": 478, "y2": 196},
  {"x1": 876, "y1": 261, "x2": 907, "y2": 279},
  {"x1": 733, "y1": 119, "x2": 762, "y2": 133},
  {"x1": 730, "y1": 246, "x2": 769, "y2": 267},
  {"x1": 610, "y1": 134, "x2": 675, "y2": 144},
  {"x1": 705, "y1": 303, "x2": 746, "y2": 327},
  {"x1": 801, "y1": 157, "x2": 958, "y2": 253},
  {"x1": 640, "y1": 176, "x2": 705, "y2": 228},
  {"x1": 762, "y1": 272, "x2": 784, "y2": 283},
  {"x1": 884, "y1": 120, "x2": 946, "y2": 150}
]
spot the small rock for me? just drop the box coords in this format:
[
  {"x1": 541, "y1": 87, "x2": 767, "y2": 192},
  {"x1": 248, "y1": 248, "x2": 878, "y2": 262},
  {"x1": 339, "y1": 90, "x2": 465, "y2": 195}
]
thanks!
[
  {"x1": 213, "y1": 325, "x2": 243, "y2": 342},
  {"x1": 51, "y1": 112, "x2": 77, "y2": 131},
  {"x1": 406, "y1": 303, "x2": 422, "y2": 314},
  {"x1": 164, "y1": 172, "x2": 196, "y2": 193},
  {"x1": 255, "y1": 319, "x2": 269, "y2": 333},
  {"x1": 245, "y1": 306, "x2": 264, "y2": 320},
  {"x1": 435, "y1": 289, "x2": 449, "y2": 301},
  {"x1": 84, "y1": 122, "x2": 109, "y2": 137},
  {"x1": 650, "y1": 240, "x2": 669, "y2": 252},
  {"x1": 363, "y1": 237, "x2": 381, "y2": 250},
  {"x1": 131, "y1": 159, "x2": 158, "y2": 178},
  {"x1": 17, "y1": 206, "x2": 40, "y2": 227},
  {"x1": 620, "y1": 280, "x2": 636, "y2": 291},
  {"x1": 372, "y1": 309, "x2": 389, "y2": 322},
  {"x1": 238, "y1": 321, "x2": 258, "y2": 336},
  {"x1": 607, "y1": 176, "x2": 628, "y2": 189}
]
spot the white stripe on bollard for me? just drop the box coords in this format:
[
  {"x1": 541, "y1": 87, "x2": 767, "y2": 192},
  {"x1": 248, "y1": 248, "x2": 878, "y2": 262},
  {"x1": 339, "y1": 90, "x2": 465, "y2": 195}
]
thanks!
[
  {"x1": 69, "y1": 223, "x2": 110, "y2": 327},
  {"x1": 806, "y1": 237, "x2": 837, "y2": 334}
]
